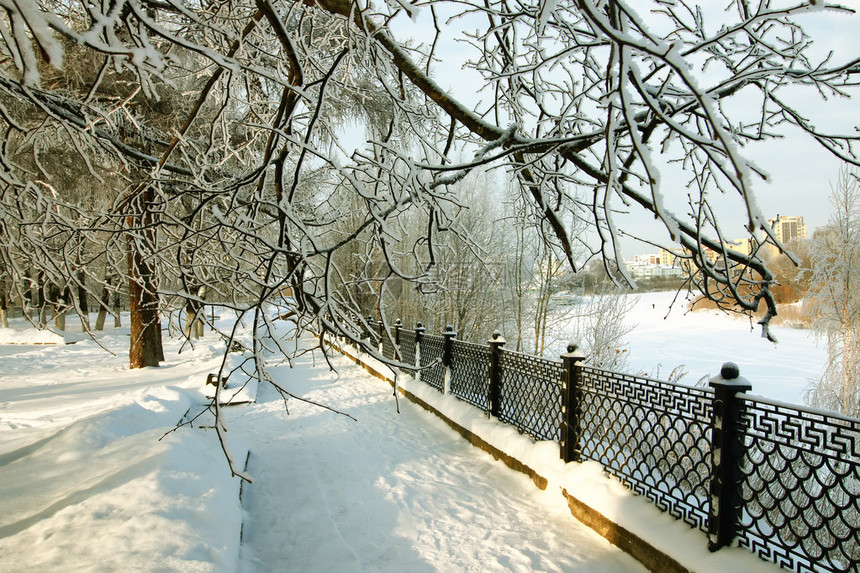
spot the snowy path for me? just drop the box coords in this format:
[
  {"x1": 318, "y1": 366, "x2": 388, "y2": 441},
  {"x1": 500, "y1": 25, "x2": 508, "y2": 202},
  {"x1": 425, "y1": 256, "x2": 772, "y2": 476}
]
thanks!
[{"x1": 233, "y1": 351, "x2": 647, "y2": 573}]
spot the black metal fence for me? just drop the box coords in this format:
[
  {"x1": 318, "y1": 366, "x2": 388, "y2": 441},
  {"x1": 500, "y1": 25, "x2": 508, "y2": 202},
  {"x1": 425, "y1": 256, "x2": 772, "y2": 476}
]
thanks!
[
  {"x1": 736, "y1": 396, "x2": 860, "y2": 571},
  {"x1": 573, "y1": 365, "x2": 714, "y2": 532},
  {"x1": 357, "y1": 319, "x2": 859, "y2": 573}
]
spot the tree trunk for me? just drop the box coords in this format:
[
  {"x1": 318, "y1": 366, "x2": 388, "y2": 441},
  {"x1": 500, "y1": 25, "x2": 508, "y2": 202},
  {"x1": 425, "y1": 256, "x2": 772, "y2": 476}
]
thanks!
[
  {"x1": 0, "y1": 276, "x2": 8, "y2": 328},
  {"x1": 54, "y1": 310, "x2": 66, "y2": 331},
  {"x1": 513, "y1": 229, "x2": 525, "y2": 353},
  {"x1": 95, "y1": 308, "x2": 106, "y2": 330},
  {"x1": 183, "y1": 284, "x2": 205, "y2": 339},
  {"x1": 95, "y1": 275, "x2": 109, "y2": 331},
  {"x1": 843, "y1": 319, "x2": 854, "y2": 416},
  {"x1": 112, "y1": 282, "x2": 122, "y2": 328},
  {"x1": 128, "y1": 244, "x2": 162, "y2": 367},
  {"x1": 533, "y1": 251, "x2": 553, "y2": 357},
  {"x1": 37, "y1": 272, "x2": 47, "y2": 328},
  {"x1": 53, "y1": 286, "x2": 69, "y2": 332},
  {"x1": 194, "y1": 286, "x2": 205, "y2": 338},
  {"x1": 185, "y1": 307, "x2": 199, "y2": 338},
  {"x1": 127, "y1": 188, "x2": 164, "y2": 368},
  {"x1": 21, "y1": 268, "x2": 33, "y2": 320},
  {"x1": 48, "y1": 284, "x2": 61, "y2": 331},
  {"x1": 185, "y1": 306, "x2": 198, "y2": 339},
  {"x1": 77, "y1": 270, "x2": 90, "y2": 331}
]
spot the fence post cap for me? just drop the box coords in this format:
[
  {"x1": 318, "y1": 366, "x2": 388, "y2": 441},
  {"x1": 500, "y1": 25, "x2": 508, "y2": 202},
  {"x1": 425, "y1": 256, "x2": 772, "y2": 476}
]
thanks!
[
  {"x1": 395, "y1": 318, "x2": 402, "y2": 326},
  {"x1": 415, "y1": 322, "x2": 424, "y2": 329},
  {"x1": 444, "y1": 325, "x2": 456, "y2": 335},
  {"x1": 709, "y1": 361, "x2": 752, "y2": 390},
  {"x1": 489, "y1": 330, "x2": 506, "y2": 344},
  {"x1": 721, "y1": 362, "x2": 740, "y2": 379},
  {"x1": 561, "y1": 342, "x2": 587, "y2": 361}
]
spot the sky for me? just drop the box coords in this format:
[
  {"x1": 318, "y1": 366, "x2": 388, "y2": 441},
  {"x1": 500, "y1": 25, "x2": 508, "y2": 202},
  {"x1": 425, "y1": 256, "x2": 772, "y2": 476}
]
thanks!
[{"x1": 383, "y1": 1, "x2": 860, "y2": 257}]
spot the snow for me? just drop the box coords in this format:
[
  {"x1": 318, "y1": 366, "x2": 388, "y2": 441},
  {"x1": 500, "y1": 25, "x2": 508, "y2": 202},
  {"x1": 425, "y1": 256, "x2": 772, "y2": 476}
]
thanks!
[
  {"x1": 0, "y1": 316, "x2": 643, "y2": 572},
  {"x1": 0, "y1": 294, "x2": 816, "y2": 571},
  {"x1": 0, "y1": 325, "x2": 66, "y2": 345},
  {"x1": 234, "y1": 352, "x2": 645, "y2": 573},
  {"x1": 0, "y1": 322, "x2": 246, "y2": 572},
  {"x1": 620, "y1": 291, "x2": 826, "y2": 406}
]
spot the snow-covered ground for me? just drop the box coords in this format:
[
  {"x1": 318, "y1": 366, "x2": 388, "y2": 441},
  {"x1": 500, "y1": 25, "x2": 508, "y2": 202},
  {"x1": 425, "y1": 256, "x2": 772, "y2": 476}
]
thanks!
[
  {"x1": 0, "y1": 319, "x2": 259, "y2": 572},
  {"x1": 233, "y1": 349, "x2": 649, "y2": 572},
  {"x1": 0, "y1": 315, "x2": 649, "y2": 572},
  {"x1": 618, "y1": 291, "x2": 824, "y2": 407},
  {"x1": 0, "y1": 293, "x2": 817, "y2": 572}
]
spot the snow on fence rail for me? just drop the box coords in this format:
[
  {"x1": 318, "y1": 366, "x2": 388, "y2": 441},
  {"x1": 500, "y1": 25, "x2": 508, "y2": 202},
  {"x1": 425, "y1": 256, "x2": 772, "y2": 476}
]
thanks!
[{"x1": 348, "y1": 318, "x2": 860, "y2": 573}]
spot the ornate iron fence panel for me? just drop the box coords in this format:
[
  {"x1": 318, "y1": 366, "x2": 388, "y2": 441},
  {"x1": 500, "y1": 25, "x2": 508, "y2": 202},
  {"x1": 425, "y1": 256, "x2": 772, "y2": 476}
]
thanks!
[
  {"x1": 450, "y1": 340, "x2": 490, "y2": 410},
  {"x1": 498, "y1": 350, "x2": 564, "y2": 441},
  {"x1": 398, "y1": 330, "x2": 417, "y2": 375},
  {"x1": 576, "y1": 366, "x2": 714, "y2": 532},
  {"x1": 735, "y1": 396, "x2": 860, "y2": 572},
  {"x1": 420, "y1": 334, "x2": 445, "y2": 392},
  {"x1": 381, "y1": 330, "x2": 397, "y2": 360}
]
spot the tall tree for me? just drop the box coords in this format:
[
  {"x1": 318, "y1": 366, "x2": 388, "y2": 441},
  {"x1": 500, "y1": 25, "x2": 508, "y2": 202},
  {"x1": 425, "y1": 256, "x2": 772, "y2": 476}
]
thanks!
[{"x1": 806, "y1": 167, "x2": 860, "y2": 417}]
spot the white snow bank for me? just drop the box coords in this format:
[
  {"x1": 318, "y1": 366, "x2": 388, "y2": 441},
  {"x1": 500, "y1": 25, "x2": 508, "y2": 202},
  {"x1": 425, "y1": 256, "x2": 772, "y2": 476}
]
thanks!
[
  {"x1": 0, "y1": 388, "x2": 246, "y2": 572},
  {"x1": 0, "y1": 318, "x2": 250, "y2": 573},
  {"x1": 573, "y1": 291, "x2": 826, "y2": 407},
  {"x1": 0, "y1": 326, "x2": 65, "y2": 345}
]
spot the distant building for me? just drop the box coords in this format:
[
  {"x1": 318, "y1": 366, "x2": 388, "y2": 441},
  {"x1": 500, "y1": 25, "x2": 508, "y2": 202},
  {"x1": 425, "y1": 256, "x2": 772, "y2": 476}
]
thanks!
[
  {"x1": 627, "y1": 259, "x2": 653, "y2": 280},
  {"x1": 766, "y1": 215, "x2": 807, "y2": 257},
  {"x1": 725, "y1": 238, "x2": 754, "y2": 256},
  {"x1": 703, "y1": 247, "x2": 719, "y2": 264},
  {"x1": 633, "y1": 254, "x2": 660, "y2": 265},
  {"x1": 768, "y1": 215, "x2": 807, "y2": 243},
  {"x1": 653, "y1": 265, "x2": 684, "y2": 279},
  {"x1": 627, "y1": 253, "x2": 685, "y2": 281},
  {"x1": 659, "y1": 249, "x2": 676, "y2": 267}
]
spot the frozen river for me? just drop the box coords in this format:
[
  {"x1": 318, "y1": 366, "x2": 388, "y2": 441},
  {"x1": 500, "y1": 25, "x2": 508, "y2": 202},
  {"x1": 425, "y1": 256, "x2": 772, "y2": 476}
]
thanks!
[{"x1": 610, "y1": 291, "x2": 823, "y2": 407}]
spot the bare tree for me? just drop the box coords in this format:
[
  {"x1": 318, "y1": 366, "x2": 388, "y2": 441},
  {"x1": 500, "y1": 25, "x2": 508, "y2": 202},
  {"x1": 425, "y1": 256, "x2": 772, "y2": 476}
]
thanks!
[
  {"x1": 505, "y1": 213, "x2": 580, "y2": 357},
  {"x1": 567, "y1": 286, "x2": 638, "y2": 371},
  {"x1": 805, "y1": 167, "x2": 860, "y2": 417}
]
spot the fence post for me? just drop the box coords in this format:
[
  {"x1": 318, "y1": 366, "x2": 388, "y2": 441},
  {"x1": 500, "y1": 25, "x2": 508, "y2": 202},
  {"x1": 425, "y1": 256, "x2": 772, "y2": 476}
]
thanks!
[
  {"x1": 391, "y1": 318, "x2": 402, "y2": 361},
  {"x1": 487, "y1": 331, "x2": 505, "y2": 418},
  {"x1": 365, "y1": 314, "x2": 375, "y2": 347},
  {"x1": 377, "y1": 319, "x2": 385, "y2": 352},
  {"x1": 707, "y1": 361, "x2": 752, "y2": 552},
  {"x1": 414, "y1": 322, "x2": 425, "y2": 380},
  {"x1": 560, "y1": 342, "x2": 586, "y2": 463},
  {"x1": 442, "y1": 325, "x2": 456, "y2": 394}
]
